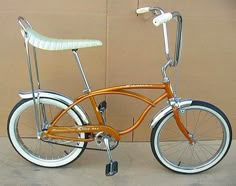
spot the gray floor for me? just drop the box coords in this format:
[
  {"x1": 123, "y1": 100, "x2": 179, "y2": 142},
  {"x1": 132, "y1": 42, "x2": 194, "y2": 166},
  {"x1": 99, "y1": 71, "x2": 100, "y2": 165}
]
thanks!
[{"x1": 0, "y1": 137, "x2": 235, "y2": 186}]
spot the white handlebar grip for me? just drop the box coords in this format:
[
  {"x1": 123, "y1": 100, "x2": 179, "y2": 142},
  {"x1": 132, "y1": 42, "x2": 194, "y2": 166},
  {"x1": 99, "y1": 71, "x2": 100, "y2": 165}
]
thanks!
[
  {"x1": 153, "y1": 13, "x2": 173, "y2": 26},
  {"x1": 136, "y1": 7, "x2": 150, "y2": 14}
]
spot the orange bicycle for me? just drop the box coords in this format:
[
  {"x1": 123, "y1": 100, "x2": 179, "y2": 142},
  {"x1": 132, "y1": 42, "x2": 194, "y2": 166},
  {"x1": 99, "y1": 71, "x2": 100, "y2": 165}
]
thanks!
[{"x1": 8, "y1": 6, "x2": 232, "y2": 176}]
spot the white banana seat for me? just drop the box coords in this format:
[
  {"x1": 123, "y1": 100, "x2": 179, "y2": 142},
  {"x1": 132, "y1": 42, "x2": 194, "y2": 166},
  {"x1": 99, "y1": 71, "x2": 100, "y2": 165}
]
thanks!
[{"x1": 25, "y1": 28, "x2": 103, "y2": 51}]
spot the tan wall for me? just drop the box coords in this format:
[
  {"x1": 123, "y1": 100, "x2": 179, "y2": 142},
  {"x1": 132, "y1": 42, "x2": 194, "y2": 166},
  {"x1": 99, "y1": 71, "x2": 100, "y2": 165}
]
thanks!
[{"x1": 0, "y1": 0, "x2": 235, "y2": 141}]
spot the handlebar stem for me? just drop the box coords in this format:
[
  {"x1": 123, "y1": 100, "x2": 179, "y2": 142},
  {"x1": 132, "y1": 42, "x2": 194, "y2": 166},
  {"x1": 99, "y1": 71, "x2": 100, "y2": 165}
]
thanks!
[{"x1": 161, "y1": 59, "x2": 173, "y2": 82}]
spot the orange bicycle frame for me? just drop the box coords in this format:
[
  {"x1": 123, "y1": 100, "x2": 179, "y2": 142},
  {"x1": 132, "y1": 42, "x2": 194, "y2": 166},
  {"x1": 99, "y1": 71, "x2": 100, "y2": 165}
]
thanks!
[{"x1": 43, "y1": 81, "x2": 193, "y2": 143}]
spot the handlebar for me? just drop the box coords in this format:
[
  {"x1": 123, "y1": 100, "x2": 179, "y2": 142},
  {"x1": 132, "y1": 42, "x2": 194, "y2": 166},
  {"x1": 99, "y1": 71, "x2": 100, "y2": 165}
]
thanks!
[
  {"x1": 152, "y1": 13, "x2": 172, "y2": 27},
  {"x1": 136, "y1": 7, "x2": 151, "y2": 14},
  {"x1": 136, "y1": 7, "x2": 183, "y2": 67}
]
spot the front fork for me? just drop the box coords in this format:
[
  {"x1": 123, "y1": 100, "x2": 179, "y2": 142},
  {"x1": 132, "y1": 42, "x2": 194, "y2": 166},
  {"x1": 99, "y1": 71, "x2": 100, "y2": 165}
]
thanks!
[
  {"x1": 165, "y1": 81, "x2": 194, "y2": 144},
  {"x1": 169, "y1": 97, "x2": 194, "y2": 143}
]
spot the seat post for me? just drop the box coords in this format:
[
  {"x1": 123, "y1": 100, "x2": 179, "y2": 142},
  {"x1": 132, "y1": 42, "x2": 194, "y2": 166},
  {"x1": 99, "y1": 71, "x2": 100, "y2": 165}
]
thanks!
[{"x1": 72, "y1": 49, "x2": 91, "y2": 93}]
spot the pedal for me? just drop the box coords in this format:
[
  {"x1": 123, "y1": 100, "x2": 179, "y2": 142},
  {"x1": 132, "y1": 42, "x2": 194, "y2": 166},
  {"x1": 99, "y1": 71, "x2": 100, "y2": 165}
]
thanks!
[
  {"x1": 98, "y1": 100, "x2": 107, "y2": 112},
  {"x1": 103, "y1": 136, "x2": 118, "y2": 176},
  {"x1": 105, "y1": 161, "x2": 118, "y2": 176},
  {"x1": 98, "y1": 100, "x2": 107, "y2": 123}
]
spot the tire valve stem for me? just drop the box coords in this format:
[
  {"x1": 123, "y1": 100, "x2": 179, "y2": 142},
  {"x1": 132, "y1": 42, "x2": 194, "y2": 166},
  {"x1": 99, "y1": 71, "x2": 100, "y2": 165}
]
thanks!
[{"x1": 64, "y1": 150, "x2": 69, "y2": 155}]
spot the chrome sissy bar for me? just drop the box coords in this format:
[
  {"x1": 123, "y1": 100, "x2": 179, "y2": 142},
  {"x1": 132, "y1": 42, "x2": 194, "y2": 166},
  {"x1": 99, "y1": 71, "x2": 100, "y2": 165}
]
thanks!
[{"x1": 18, "y1": 17, "x2": 44, "y2": 138}]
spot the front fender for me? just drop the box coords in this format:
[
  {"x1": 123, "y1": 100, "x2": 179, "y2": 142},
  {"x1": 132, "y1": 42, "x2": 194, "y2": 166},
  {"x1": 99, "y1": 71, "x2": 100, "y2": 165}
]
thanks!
[
  {"x1": 19, "y1": 90, "x2": 90, "y2": 125},
  {"x1": 150, "y1": 99, "x2": 192, "y2": 128}
]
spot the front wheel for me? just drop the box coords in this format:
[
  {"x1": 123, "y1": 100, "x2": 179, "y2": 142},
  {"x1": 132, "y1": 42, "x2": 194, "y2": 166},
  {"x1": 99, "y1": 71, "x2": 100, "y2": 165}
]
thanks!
[
  {"x1": 8, "y1": 97, "x2": 87, "y2": 167},
  {"x1": 151, "y1": 100, "x2": 232, "y2": 174}
]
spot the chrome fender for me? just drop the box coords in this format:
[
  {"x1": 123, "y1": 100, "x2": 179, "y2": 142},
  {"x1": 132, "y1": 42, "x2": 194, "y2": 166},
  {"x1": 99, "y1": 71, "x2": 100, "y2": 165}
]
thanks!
[
  {"x1": 19, "y1": 90, "x2": 90, "y2": 124},
  {"x1": 150, "y1": 99, "x2": 192, "y2": 128}
]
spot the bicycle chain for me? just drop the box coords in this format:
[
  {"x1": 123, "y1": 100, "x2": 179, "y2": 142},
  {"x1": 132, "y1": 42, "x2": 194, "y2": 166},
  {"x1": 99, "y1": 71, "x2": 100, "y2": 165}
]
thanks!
[{"x1": 41, "y1": 138, "x2": 119, "y2": 152}]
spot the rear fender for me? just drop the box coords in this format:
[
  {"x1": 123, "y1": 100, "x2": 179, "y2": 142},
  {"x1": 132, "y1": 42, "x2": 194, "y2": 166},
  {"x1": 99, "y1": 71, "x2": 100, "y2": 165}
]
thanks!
[{"x1": 19, "y1": 90, "x2": 90, "y2": 124}]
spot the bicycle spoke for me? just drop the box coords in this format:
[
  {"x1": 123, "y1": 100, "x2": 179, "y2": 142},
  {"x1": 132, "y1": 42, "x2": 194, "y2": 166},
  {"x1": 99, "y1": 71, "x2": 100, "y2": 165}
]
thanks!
[{"x1": 177, "y1": 144, "x2": 190, "y2": 164}]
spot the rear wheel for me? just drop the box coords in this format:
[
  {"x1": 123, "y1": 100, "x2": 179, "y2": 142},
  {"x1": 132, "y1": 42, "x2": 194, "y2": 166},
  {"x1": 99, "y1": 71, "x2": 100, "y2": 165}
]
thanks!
[
  {"x1": 151, "y1": 100, "x2": 232, "y2": 174},
  {"x1": 8, "y1": 97, "x2": 87, "y2": 167}
]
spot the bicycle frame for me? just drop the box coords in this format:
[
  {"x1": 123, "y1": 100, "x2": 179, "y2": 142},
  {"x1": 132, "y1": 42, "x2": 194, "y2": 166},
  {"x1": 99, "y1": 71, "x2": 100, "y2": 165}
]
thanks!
[{"x1": 42, "y1": 81, "x2": 193, "y2": 143}]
